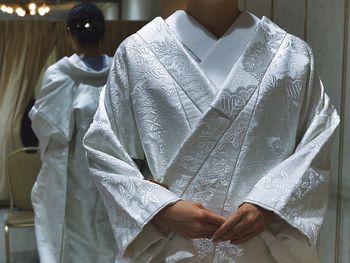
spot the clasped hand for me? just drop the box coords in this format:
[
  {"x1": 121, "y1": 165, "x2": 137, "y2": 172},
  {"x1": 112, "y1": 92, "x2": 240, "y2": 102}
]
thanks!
[{"x1": 152, "y1": 200, "x2": 275, "y2": 245}]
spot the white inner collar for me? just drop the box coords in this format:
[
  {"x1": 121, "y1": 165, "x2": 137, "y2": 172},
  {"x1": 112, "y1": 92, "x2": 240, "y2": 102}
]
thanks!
[
  {"x1": 166, "y1": 10, "x2": 260, "y2": 87},
  {"x1": 166, "y1": 10, "x2": 217, "y2": 61}
]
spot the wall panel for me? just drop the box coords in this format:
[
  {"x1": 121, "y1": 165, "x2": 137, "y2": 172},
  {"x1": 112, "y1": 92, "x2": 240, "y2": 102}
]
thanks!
[
  {"x1": 340, "y1": 1, "x2": 350, "y2": 261},
  {"x1": 245, "y1": 0, "x2": 273, "y2": 18},
  {"x1": 273, "y1": 0, "x2": 306, "y2": 38},
  {"x1": 306, "y1": 1, "x2": 345, "y2": 262}
]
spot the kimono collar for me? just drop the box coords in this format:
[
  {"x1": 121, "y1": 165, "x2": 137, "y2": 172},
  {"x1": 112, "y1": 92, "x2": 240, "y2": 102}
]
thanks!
[
  {"x1": 137, "y1": 15, "x2": 287, "y2": 115},
  {"x1": 56, "y1": 54, "x2": 112, "y2": 84},
  {"x1": 165, "y1": 11, "x2": 259, "y2": 64},
  {"x1": 200, "y1": 12, "x2": 260, "y2": 87},
  {"x1": 165, "y1": 10, "x2": 217, "y2": 61},
  {"x1": 68, "y1": 54, "x2": 111, "y2": 73}
]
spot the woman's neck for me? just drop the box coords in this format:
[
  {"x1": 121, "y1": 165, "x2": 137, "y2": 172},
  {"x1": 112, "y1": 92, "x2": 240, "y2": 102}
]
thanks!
[{"x1": 185, "y1": 0, "x2": 240, "y2": 38}]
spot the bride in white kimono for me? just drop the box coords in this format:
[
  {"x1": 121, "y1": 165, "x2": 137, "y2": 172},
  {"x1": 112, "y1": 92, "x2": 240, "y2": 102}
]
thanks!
[
  {"x1": 30, "y1": 3, "x2": 117, "y2": 263},
  {"x1": 84, "y1": 0, "x2": 339, "y2": 262}
]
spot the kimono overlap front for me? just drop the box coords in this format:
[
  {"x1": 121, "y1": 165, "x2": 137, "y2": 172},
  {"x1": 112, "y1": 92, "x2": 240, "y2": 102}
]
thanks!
[{"x1": 84, "y1": 15, "x2": 339, "y2": 263}]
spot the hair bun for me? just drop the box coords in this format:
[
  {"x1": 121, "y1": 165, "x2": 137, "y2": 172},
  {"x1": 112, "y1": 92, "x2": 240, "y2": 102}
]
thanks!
[{"x1": 67, "y1": 3, "x2": 105, "y2": 47}]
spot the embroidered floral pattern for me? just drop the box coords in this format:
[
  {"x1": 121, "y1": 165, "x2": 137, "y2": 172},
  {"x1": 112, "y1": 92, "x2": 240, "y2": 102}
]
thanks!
[{"x1": 83, "y1": 16, "x2": 339, "y2": 263}]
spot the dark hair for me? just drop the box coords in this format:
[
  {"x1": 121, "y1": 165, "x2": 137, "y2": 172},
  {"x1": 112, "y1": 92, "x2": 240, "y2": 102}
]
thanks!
[{"x1": 67, "y1": 2, "x2": 105, "y2": 47}]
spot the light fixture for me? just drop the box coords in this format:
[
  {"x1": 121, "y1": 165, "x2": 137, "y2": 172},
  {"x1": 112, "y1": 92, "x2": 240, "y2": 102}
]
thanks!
[
  {"x1": 18, "y1": 10, "x2": 26, "y2": 17},
  {"x1": 15, "y1": 7, "x2": 26, "y2": 17},
  {"x1": 15, "y1": 7, "x2": 24, "y2": 15},
  {"x1": 6, "y1": 6, "x2": 14, "y2": 14},
  {"x1": 38, "y1": 6, "x2": 45, "y2": 16},
  {"x1": 44, "y1": 5, "x2": 50, "y2": 14},
  {"x1": 28, "y1": 3, "x2": 36, "y2": 11},
  {"x1": 0, "y1": 5, "x2": 7, "y2": 13},
  {"x1": 0, "y1": 2, "x2": 50, "y2": 17}
]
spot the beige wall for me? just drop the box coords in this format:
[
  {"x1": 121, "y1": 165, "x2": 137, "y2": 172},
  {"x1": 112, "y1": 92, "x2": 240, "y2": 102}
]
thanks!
[{"x1": 242, "y1": 1, "x2": 349, "y2": 262}]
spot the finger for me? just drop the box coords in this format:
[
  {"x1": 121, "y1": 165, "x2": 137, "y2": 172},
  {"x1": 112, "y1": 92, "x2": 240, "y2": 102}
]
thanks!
[
  {"x1": 202, "y1": 224, "x2": 221, "y2": 233},
  {"x1": 191, "y1": 222, "x2": 221, "y2": 236},
  {"x1": 219, "y1": 220, "x2": 252, "y2": 241},
  {"x1": 197, "y1": 231, "x2": 218, "y2": 239},
  {"x1": 212, "y1": 212, "x2": 243, "y2": 241},
  {"x1": 191, "y1": 223, "x2": 220, "y2": 235},
  {"x1": 220, "y1": 213, "x2": 261, "y2": 241},
  {"x1": 236, "y1": 219, "x2": 268, "y2": 240},
  {"x1": 201, "y1": 210, "x2": 226, "y2": 226}
]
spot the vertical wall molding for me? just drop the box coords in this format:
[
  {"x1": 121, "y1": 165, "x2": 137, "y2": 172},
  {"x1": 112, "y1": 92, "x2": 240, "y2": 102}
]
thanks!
[
  {"x1": 335, "y1": 0, "x2": 349, "y2": 262},
  {"x1": 118, "y1": 0, "x2": 122, "y2": 20},
  {"x1": 271, "y1": 0, "x2": 275, "y2": 21},
  {"x1": 304, "y1": 0, "x2": 308, "y2": 40}
]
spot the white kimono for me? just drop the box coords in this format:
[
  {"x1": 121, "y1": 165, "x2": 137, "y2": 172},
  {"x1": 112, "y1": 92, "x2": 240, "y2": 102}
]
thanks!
[
  {"x1": 83, "y1": 11, "x2": 339, "y2": 263},
  {"x1": 30, "y1": 54, "x2": 117, "y2": 263}
]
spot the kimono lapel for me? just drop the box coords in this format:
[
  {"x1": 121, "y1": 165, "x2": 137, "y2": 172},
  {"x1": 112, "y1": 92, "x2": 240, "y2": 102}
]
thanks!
[
  {"x1": 164, "y1": 11, "x2": 260, "y2": 88},
  {"x1": 165, "y1": 10, "x2": 217, "y2": 64},
  {"x1": 137, "y1": 17, "x2": 216, "y2": 114},
  {"x1": 200, "y1": 12, "x2": 260, "y2": 87},
  {"x1": 137, "y1": 16, "x2": 285, "y2": 119},
  {"x1": 161, "y1": 17, "x2": 287, "y2": 195},
  {"x1": 213, "y1": 17, "x2": 287, "y2": 119}
]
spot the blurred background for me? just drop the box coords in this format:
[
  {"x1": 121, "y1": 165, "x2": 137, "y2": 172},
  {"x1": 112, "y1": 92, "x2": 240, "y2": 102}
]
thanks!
[{"x1": 0, "y1": 0, "x2": 348, "y2": 262}]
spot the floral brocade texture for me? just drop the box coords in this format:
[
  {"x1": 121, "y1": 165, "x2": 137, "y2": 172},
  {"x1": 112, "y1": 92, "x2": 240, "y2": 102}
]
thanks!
[{"x1": 83, "y1": 16, "x2": 339, "y2": 263}]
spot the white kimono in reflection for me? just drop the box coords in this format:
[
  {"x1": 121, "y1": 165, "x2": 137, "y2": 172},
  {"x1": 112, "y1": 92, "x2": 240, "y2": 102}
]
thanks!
[
  {"x1": 83, "y1": 11, "x2": 339, "y2": 263},
  {"x1": 30, "y1": 54, "x2": 117, "y2": 263}
]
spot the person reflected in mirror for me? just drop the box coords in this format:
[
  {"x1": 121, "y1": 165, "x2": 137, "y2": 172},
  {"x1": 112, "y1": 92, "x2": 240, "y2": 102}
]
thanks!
[{"x1": 30, "y1": 3, "x2": 117, "y2": 263}]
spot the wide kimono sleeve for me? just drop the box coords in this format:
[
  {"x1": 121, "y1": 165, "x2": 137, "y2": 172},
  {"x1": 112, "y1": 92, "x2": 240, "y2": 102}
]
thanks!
[
  {"x1": 83, "y1": 44, "x2": 181, "y2": 262},
  {"x1": 29, "y1": 64, "x2": 74, "y2": 157},
  {"x1": 29, "y1": 64, "x2": 75, "y2": 263},
  {"x1": 244, "y1": 47, "x2": 340, "y2": 248}
]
